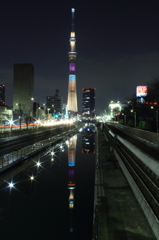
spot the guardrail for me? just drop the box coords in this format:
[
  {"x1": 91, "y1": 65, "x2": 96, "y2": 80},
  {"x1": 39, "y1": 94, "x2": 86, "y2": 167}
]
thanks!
[
  {"x1": 106, "y1": 122, "x2": 159, "y2": 148},
  {"x1": 106, "y1": 127, "x2": 159, "y2": 239}
]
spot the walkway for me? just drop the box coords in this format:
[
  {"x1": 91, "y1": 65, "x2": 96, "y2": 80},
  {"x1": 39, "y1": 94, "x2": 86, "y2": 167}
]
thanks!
[{"x1": 93, "y1": 127, "x2": 156, "y2": 240}]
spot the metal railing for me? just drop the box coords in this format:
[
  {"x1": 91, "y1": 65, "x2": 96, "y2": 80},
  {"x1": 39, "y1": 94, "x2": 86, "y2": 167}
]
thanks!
[{"x1": 106, "y1": 122, "x2": 159, "y2": 148}]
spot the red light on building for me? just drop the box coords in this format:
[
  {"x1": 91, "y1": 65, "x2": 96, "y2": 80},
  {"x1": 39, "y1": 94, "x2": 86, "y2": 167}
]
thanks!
[{"x1": 145, "y1": 102, "x2": 158, "y2": 105}]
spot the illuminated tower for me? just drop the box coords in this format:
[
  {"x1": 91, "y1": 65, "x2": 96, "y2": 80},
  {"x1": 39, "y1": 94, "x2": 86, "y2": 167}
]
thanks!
[{"x1": 67, "y1": 8, "x2": 78, "y2": 113}]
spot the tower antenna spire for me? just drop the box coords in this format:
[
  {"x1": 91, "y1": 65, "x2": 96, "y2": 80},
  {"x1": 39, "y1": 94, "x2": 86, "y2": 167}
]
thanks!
[{"x1": 71, "y1": 8, "x2": 75, "y2": 32}]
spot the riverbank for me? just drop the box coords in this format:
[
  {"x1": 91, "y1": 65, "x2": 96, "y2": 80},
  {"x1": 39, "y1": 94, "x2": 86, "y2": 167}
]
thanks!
[{"x1": 93, "y1": 125, "x2": 156, "y2": 240}]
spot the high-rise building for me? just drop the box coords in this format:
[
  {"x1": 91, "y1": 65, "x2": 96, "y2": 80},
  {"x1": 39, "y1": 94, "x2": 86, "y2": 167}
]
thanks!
[
  {"x1": 46, "y1": 89, "x2": 63, "y2": 117},
  {"x1": 67, "y1": 8, "x2": 78, "y2": 114},
  {"x1": 54, "y1": 89, "x2": 63, "y2": 115},
  {"x1": 82, "y1": 88, "x2": 96, "y2": 118},
  {"x1": 13, "y1": 63, "x2": 34, "y2": 117},
  {"x1": 0, "y1": 84, "x2": 5, "y2": 106},
  {"x1": 46, "y1": 96, "x2": 55, "y2": 114}
]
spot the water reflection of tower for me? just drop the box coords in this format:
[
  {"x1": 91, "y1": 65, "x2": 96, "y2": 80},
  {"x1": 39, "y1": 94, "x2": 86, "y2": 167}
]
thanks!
[{"x1": 67, "y1": 135, "x2": 77, "y2": 238}]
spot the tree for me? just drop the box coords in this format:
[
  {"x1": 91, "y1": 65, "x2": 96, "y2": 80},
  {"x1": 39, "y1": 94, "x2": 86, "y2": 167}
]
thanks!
[
  {"x1": 145, "y1": 77, "x2": 159, "y2": 102},
  {"x1": 121, "y1": 77, "x2": 159, "y2": 131}
]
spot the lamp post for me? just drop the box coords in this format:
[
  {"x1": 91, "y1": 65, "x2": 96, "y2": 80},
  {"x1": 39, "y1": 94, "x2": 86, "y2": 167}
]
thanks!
[
  {"x1": 16, "y1": 103, "x2": 22, "y2": 129},
  {"x1": 151, "y1": 106, "x2": 158, "y2": 133},
  {"x1": 124, "y1": 114, "x2": 126, "y2": 125},
  {"x1": 19, "y1": 116, "x2": 21, "y2": 130},
  {"x1": 131, "y1": 109, "x2": 136, "y2": 128},
  {"x1": 134, "y1": 112, "x2": 136, "y2": 128},
  {"x1": 30, "y1": 97, "x2": 34, "y2": 128},
  {"x1": 156, "y1": 110, "x2": 158, "y2": 133}
]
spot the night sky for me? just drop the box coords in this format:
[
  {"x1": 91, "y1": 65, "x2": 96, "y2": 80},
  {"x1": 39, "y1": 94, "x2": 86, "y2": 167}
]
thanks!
[{"x1": 0, "y1": 0, "x2": 159, "y2": 113}]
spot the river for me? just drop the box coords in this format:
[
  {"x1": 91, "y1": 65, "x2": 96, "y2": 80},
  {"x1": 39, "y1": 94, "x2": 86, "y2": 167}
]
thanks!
[{"x1": 0, "y1": 130, "x2": 96, "y2": 240}]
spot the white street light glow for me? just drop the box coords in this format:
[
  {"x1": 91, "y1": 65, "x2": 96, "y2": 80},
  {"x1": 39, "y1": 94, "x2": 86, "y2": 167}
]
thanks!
[
  {"x1": 9, "y1": 182, "x2": 14, "y2": 188},
  {"x1": 36, "y1": 162, "x2": 41, "y2": 167}
]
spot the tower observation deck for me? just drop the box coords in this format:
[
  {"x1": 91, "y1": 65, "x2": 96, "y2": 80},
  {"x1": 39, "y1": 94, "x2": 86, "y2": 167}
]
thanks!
[{"x1": 67, "y1": 8, "x2": 78, "y2": 113}]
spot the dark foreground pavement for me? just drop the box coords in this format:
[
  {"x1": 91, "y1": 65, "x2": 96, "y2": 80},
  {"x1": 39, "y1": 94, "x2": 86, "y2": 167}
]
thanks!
[{"x1": 93, "y1": 127, "x2": 156, "y2": 240}]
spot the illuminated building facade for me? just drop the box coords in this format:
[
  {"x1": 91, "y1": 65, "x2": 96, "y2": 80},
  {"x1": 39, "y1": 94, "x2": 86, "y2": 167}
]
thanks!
[
  {"x1": 107, "y1": 101, "x2": 126, "y2": 121},
  {"x1": 82, "y1": 88, "x2": 96, "y2": 118},
  {"x1": 46, "y1": 96, "x2": 55, "y2": 113},
  {"x1": 0, "y1": 84, "x2": 5, "y2": 106},
  {"x1": 13, "y1": 63, "x2": 34, "y2": 116},
  {"x1": 82, "y1": 133, "x2": 95, "y2": 154},
  {"x1": 67, "y1": 8, "x2": 78, "y2": 114}
]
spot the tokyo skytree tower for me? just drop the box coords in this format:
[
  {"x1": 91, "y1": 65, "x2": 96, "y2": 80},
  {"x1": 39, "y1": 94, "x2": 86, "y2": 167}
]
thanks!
[{"x1": 67, "y1": 8, "x2": 78, "y2": 113}]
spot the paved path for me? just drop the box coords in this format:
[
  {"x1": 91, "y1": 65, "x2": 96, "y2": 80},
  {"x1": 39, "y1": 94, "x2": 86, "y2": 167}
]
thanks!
[{"x1": 93, "y1": 127, "x2": 156, "y2": 240}]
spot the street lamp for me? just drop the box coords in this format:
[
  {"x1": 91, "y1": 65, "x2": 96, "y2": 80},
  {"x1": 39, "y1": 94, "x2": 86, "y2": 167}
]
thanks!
[
  {"x1": 30, "y1": 97, "x2": 34, "y2": 126},
  {"x1": 134, "y1": 112, "x2": 136, "y2": 128},
  {"x1": 19, "y1": 116, "x2": 21, "y2": 129},
  {"x1": 156, "y1": 110, "x2": 158, "y2": 133},
  {"x1": 130, "y1": 109, "x2": 136, "y2": 128}
]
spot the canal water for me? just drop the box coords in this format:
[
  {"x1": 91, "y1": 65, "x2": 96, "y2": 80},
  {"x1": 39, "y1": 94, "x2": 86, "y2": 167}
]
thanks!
[{"x1": 0, "y1": 131, "x2": 96, "y2": 240}]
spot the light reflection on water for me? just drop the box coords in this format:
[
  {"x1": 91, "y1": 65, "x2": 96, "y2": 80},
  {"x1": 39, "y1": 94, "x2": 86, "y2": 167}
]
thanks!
[{"x1": 0, "y1": 132, "x2": 96, "y2": 240}]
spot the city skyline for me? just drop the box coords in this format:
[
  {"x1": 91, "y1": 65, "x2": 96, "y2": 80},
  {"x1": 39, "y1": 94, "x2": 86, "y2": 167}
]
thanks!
[{"x1": 0, "y1": 0, "x2": 159, "y2": 113}]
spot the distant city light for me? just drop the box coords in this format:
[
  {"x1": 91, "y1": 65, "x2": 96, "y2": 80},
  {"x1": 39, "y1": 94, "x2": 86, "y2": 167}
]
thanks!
[
  {"x1": 66, "y1": 140, "x2": 69, "y2": 145},
  {"x1": 51, "y1": 151, "x2": 54, "y2": 156},
  {"x1": 8, "y1": 182, "x2": 14, "y2": 188},
  {"x1": 36, "y1": 161, "x2": 41, "y2": 167}
]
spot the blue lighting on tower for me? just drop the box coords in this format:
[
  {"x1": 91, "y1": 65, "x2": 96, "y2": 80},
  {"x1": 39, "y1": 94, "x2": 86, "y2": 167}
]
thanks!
[{"x1": 69, "y1": 75, "x2": 76, "y2": 82}]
